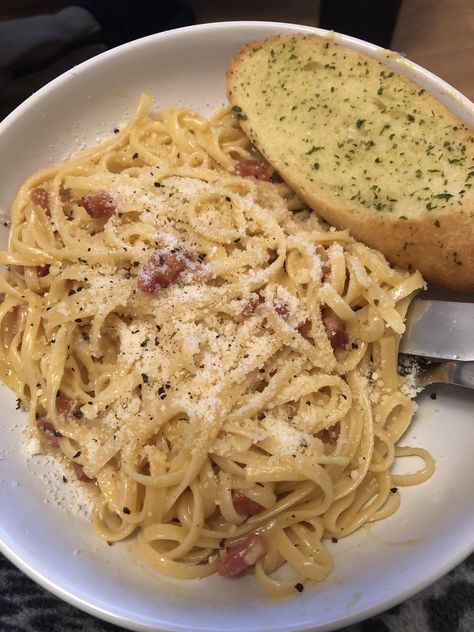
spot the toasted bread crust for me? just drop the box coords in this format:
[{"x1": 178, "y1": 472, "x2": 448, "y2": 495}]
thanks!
[{"x1": 227, "y1": 34, "x2": 474, "y2": 290}]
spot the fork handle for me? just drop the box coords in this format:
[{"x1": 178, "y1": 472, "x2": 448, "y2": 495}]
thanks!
[{"x1": 445, "y1": 361, "x2": 474, "y2": 390}]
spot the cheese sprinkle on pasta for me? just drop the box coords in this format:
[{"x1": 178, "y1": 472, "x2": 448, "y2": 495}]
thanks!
[{"x1": 0, "y1": 94, "x2": 434, "y2": 596}]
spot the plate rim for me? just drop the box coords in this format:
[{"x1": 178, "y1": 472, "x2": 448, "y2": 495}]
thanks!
[{"x1": 1, "y1": 20, "x2": 473, "y2": 138}]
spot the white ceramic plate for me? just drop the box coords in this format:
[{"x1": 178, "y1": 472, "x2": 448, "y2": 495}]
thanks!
[{"x1": 0, "y1": 21, "x2": 473, "y2": 632}]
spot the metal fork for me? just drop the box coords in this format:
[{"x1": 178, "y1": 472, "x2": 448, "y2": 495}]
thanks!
[{"x1": 399, "y1": 355, "x2": 474, "y2": 390}]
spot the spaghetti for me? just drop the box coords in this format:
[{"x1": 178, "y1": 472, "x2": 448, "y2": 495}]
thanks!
[{"x1": 0, "y1": 94, "x2": 434, "y2": 596}]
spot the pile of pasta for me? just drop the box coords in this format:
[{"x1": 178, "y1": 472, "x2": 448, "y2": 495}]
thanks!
[{"x1": 0, "y1": 94, "x2": 434, "y2": 596}]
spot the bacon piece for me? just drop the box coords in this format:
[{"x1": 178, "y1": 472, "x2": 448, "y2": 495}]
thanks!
[
  {"x1": 235, "y1": 159, "x2": 274, "y2": 181},
  {"x1": 36, "y1": 264, "x2": 50, "y2": 277},
  {"x1": 0, "y1": 293, "x2": 4, "y2": 304},
  {"x1": 232, "y1": 492, "x2": 264, "y2": 517},
  {"x1": 36, "y1": 394, "x2": 75, "y2": 449},
  {"x1": 81, "y1": 192, "x2": 116, "y2": 219},
  {"x1": 56, "y1": 392, "x2": 75, "y2": 416},
  {"x1": 241, "y1": 295, "x2": 260, "y2": 318},
  {"x1": 298, "y1": 319, "x2": 312, "y2": 339},
  {"x1": 31, "y1": 188, "x2": 50, "y2": 212},
  {"x1": 72, "y1": 462, "x2": 94, "y2": 482},
  {"x1": 37, "y1": 418, "x2": 60, "y2": 447},
  {"x1": 322, "y1": 308, "x2": 348, "y2": 350},
  {"x1": 137, "y1": 251, "x2": 189, "y2": 293},
  {"x1": 31, "y1": 187, "x2": 74, "y2": 218},
  {"x1": 273, "y1": 298, "x2": 289, "y2": 319},
  {"x1": 217, "y1": 534, "x2": 266, "y2": 577}
]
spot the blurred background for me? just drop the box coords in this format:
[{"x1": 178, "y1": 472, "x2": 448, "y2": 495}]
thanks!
[{"x1": 0, "y1": 0, "x2": 472, "y2": 121}]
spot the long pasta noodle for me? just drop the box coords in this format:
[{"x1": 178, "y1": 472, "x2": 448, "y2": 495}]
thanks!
[{"x1": 0, "y1": 94, "x2": 434, "y2": 596}]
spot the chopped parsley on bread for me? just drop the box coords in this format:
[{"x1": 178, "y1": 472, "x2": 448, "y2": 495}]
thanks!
[{"x1": 226, "y1": 34, "x2": 474, "y2": 290}]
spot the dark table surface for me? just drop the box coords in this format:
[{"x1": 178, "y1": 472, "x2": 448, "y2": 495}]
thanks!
[{"x1": 1, "y1": 552, "x2": 473, "y2": 632}]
